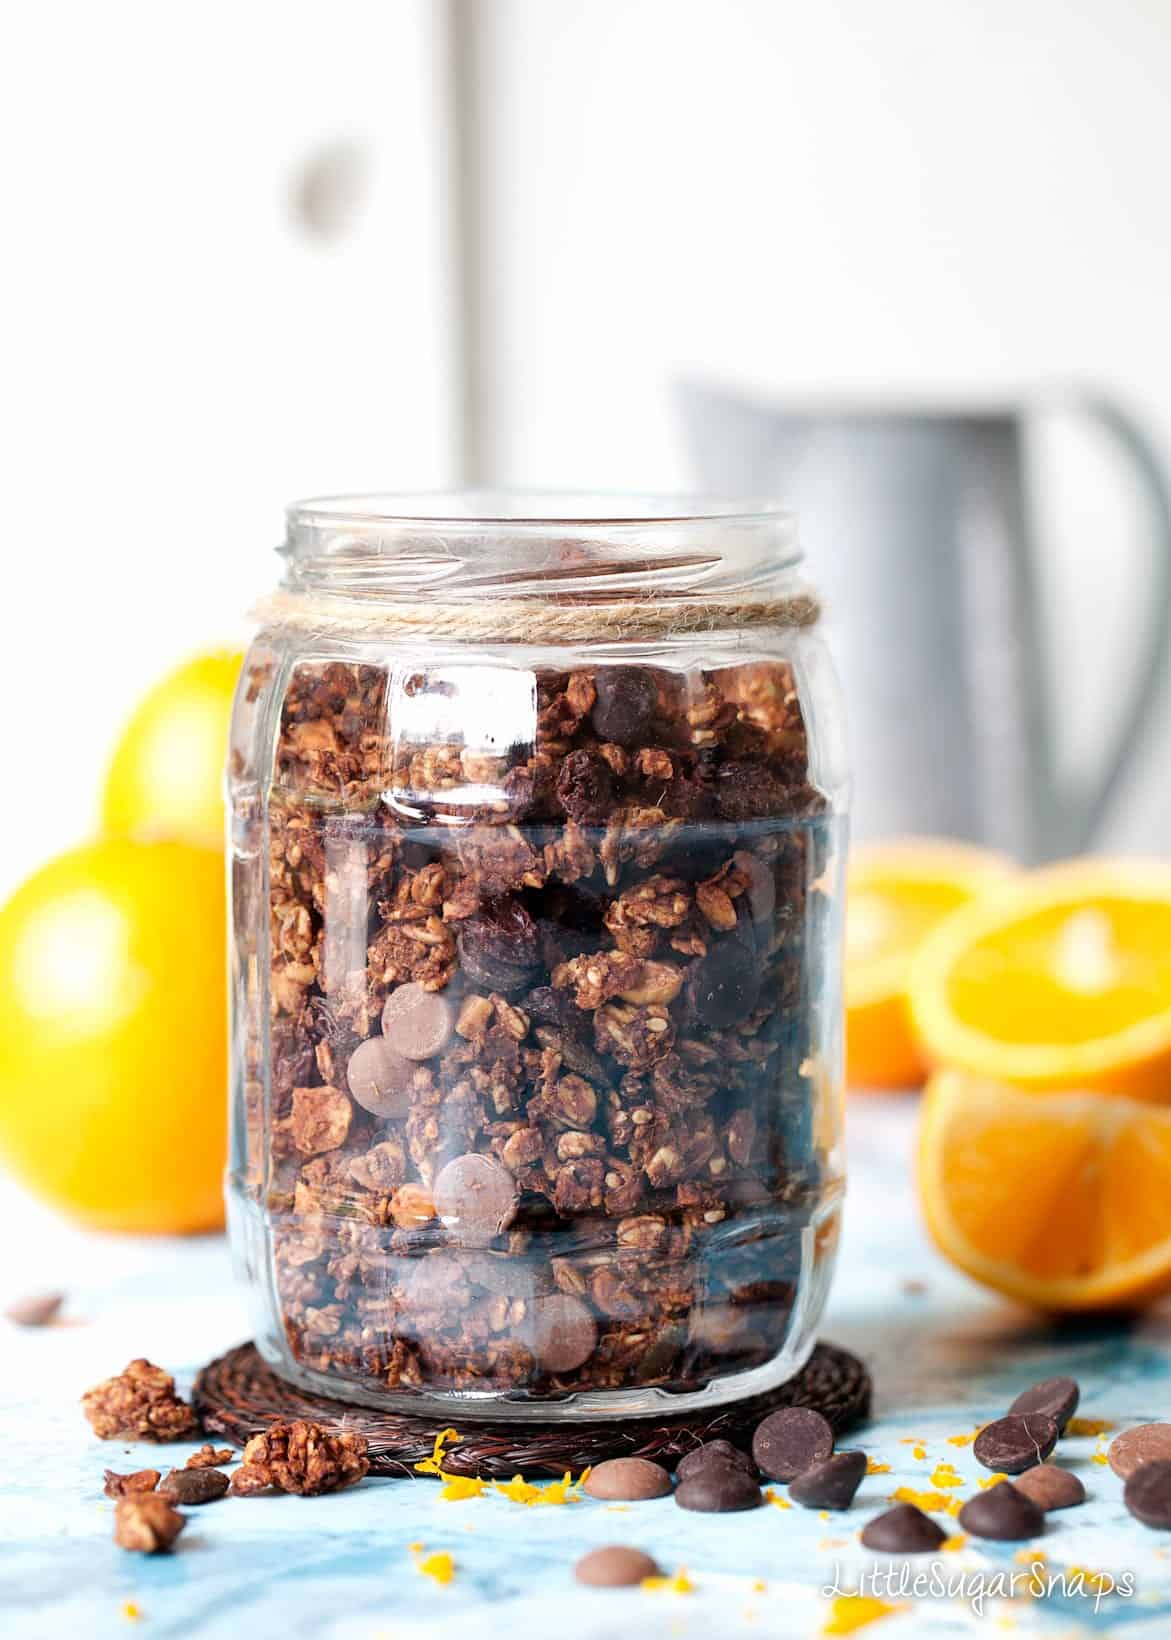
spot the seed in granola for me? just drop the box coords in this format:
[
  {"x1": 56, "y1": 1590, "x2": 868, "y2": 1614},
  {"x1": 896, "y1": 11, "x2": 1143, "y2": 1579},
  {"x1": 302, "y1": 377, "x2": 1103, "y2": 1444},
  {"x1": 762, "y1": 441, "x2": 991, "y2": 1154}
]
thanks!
[
  {"x1": 159, "y1": 1467, "x2": 230, "y2": 1504},
  {"x1": 114, "y1": 1493, "x2": 186, "y2": 1553},
  {"x1": 346, "y1": 1035, "x2": 414, "y2": 1118},
  {"x1": 381, "y1": 981, "x2": 455, "y2": 1061},
  {"x1": 433, "y1": 1153, "x2": 519, "y2": 1236},
  {"x1": 556, "y1": 748, "x2": 617, "y2": 824},
  {"x1": 591, "y1": 667, "x2": 658, "y2": 746},
  {"x1": 531, "y1": 1293, "x2": 597, "y2": 1373}
]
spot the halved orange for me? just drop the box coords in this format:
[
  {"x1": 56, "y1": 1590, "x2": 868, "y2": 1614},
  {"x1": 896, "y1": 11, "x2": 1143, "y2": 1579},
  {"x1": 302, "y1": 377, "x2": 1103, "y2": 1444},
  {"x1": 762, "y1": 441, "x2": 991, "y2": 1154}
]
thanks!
[
  {"x1": 908, "y1": 859, "x2": 1171, "y2": 1099},
  {"x1": 846, "y1": 841, "x2": 1012, "y2": 1089},
  {"x1": 919, "y1": 1069, "x2": 1171, "y2": 1310}
]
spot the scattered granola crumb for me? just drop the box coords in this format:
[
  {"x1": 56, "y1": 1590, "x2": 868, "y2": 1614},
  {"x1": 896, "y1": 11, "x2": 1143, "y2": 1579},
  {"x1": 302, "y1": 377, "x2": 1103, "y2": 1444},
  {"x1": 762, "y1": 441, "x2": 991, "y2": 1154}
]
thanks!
[
  {"x1": 1065, "y1": 1417, "x2": 1115, "y2": 1437},
  {"x1": 641, "y1": 1568, "x2": 694, "y2": 1595},
  {"x1": 113, "y1": 1494, "x2": 185, "y2": 1553},
  {"x1": 865, "y1": 1458, "x2": 891, "y2": 1475},
  {"x1": 5, "y1": 1292, "x2": 64, "y2": 1327},
  {"x1": 185, "y1": 1444, "x2": 235, "y2": 1469},
  {"x1": 103, "y1": 1469, "x2": 161, "y2": 1499},
  {"x1": 899, "y1": 1279, "x2": 928, "y2": 1298},
  {"x1": 82, "y1": 1360, "x2": 197, "y2": 1442},
  {"x1": 229, "y1": 1419, "x2": 369, "y2": 1496}
]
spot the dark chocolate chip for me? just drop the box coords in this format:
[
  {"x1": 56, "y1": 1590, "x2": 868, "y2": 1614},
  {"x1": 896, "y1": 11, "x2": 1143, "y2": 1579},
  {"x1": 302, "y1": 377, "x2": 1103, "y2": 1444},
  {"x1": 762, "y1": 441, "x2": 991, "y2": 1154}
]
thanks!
[
  {"x1": 158, "y1": 1467, "x2": 230, "y2": 1505},
  {"x1": 574, "y1": 1545, "x2": 662, "y2": 1587},
  {"x1": 957, "y1": 1480, "x2": 1045, "y2": 1542},
  {"x1": 345, "y1": 1035, "x2": 413, "y2": 1118},
  {"x1": 686, "y1": 938, "x2": 761, "y2": 1029},
  {"x1": 1012, "y1": 1464, "x2": 1086, "y2": 1512},
  {"x1": 584, "y1": 1458, "x2": 672, "y2": 1501},
  {"x1": 556, "y1": 749, "x2": 617, "y2": 824},
  {"x1": 675, "y1": 1465, "x2": 762, "y2": 1513},
  {"x1": 458, "y1": 900, "x2": 541, "y2": 997},
  {"x1": 788, "y1": 1450, "x2": 867, "y2": 1511},
  {"x1": 433, "y1": 1153, "x2": 518, "y2": 1236},
  {"x1": 1008, "y1": 1376, "x2": 1079, "y2": 1434},
  {"x1": 590, "y1": 667, "x2": 658, "y2": 746},
  {"x1": 1124, "y1": 1458, "x2": 1171, "y2": 1529},
  {"x1": 973, "y1": 1414, "x2": 1058, "y2": 1474},
  {"x1": 751, "y1": 1406, "x2": 834, "y2": 1482},
  {"x1": 381, "y1": 982, "x2": 454, "y2": 1061},
  {"x1": 860, "y1": 1503, "x2": 946, "y2": 1554},
  {"x1": 531, "y1": 1293, "x2": 597, "y2": 1374},
  {"x1": 676, "y1": 1440, "x2": 756, "y2": 1484},
  {"x1": 715, "y1": 762, "x2": 800, "y2": 822}
]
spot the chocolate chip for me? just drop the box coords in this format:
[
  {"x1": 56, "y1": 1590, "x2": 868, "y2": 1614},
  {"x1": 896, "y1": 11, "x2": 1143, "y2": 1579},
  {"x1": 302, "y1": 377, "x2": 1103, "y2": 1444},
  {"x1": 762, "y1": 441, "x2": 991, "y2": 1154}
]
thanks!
[
  {"x1": 433, "y1": 1153, "x2": 518, "y2": 1235},
  {"x1": 1124, "y1": 1458, "x2": 1171, "y2": 1529},
  {"x1": 676, "y1": 1440, "x2": 756, "y2": 1484},
  {"x1": 574, "y1": 1545, "x2": 662, "y2": 1587},
  {"x1": 458, "y1": 900, "x2": 541, "y2": 997},
  {"x1": 1008, "y1": 1376, "x2": 1080, "y2": 1434},
  {"x1": 789, "y1": 1450, "x2": 866, "y2": 1511},
  {"x1": 583, "y1": 1457, "x2": 672, "y2": 1501},
  {"x1": 531, "y1": 1293, "x2": 597, "y2": 1373},
  {"x1": 590, "y1": 667, "x2": 658, "y2": 746},
  {"x1": 675, "y1": 1464, "x2": 761, "y2": 1513},
  {"x1": 556, "y1": 749, "x2": 617, "y2": 824},
  {"x1": 381, "y1": 982, "x2": 454, "y2": 1061},
  {"x1": 957, "y1": 1480, "x2": 1045, "y2": 1542},
  {"x1": 860, "y1": 1503, "x2": 946, "y2": 1554},
  {"x1": 715, "y1": 762, "x2": 798, "y2": 823},
  {"x1": 686, "y1": 938, "x2": 761, "y2": 1029},
  {"x1": 973, "y1": 1413, "x2": 1058, "y2": 1474},
  {"x1": 1108, "y1": 1423, "x2": 1171, "y2": 1479},
  {"x1": 345, "y1": 1035, "x2": 413, "y2": 1118},
  {"x1": 158, "y1": 1467, "x2": 230, "y2": 1505},
  {"x1": 751, "y1": 1407, "x2": 834, "y2": 1482},
  {"x1": 1012, "y1": 1464, "x2": 1086, "y2": 1512},
  {"x1": 4, "y1": 1291, "x2": 64, "y2": 1327}
]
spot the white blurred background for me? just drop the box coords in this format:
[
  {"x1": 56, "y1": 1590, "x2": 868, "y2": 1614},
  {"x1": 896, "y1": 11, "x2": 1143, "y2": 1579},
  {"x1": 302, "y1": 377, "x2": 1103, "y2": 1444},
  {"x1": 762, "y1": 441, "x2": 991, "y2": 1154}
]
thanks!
[{"x1": 2, "y1": 0, "x2": 1170, "y2": 896}]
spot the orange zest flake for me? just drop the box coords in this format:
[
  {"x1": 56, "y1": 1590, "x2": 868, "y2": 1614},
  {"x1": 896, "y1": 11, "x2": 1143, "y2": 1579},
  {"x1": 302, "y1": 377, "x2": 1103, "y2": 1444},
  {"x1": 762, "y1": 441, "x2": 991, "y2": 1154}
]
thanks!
[
  {"x1": 122, "y1": 1605, "x2": 142, "y2": 1623},
  {"x1": 763, "y1": 1487, "x2": 792, "y2": 1509},
  {"x1": 1014, "y1": 1548, "x2": 1046, "y2": 1566},
  {"x1": 822, "y1": 1594, "x2": 904, "y2": 1635},
  {"x1": 439, "y1": 1474, "x2": 487, "y2": 1502},
  {"x1": 1091, "y1": 1447, "x2": 1110, "y2": 1466},
  {"x1": 410, "y1": 1544, "x2": 455, "y2": 1586},
  {"x1": 493, "y1": 1469, "x2": 588, "y2": 1506},
  {"x1": 752, "y1": 1580, "x2": 767, "y2": 1593},
  {"x1": 941, "y1": 1534, "x2": 968, "y2": 1552},
  {"x1": 641, "y1": 1568, "x2": 695, "y2": 1595},
  {"x1": 865, "y1": 1457, "x2": 891, "y2": 1475},
  {"x1": 888, "y1": 1485, "x2": 962, "y2": 1517},
  {"x1": 898, "y1": 1438, "x2": 928, "y2": 1460},
  {"x1": 819, "y1": 1537, "x2": 848, "y2": 1550},
  {"x1": 977, "y1": 1472, "x2": 1009, "y2": 1489},
  {"x1": 1065, "y1": 1417, "x2": 1115, "y2": 1437},
  {"x1": 414, "y1": 1427, "x2": 462, "y2": 1477},
  {"x1": 929, "y1": 1462, "x2": 963, "y2": 1490},
  {"x1": 946, "y1": 1429, "x2": 979, "y2": 1447}
]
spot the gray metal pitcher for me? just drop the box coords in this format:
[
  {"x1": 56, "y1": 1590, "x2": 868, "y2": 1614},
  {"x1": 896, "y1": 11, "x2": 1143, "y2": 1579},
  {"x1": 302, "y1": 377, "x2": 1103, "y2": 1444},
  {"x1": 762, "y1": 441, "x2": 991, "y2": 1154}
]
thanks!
[{"x1": 677, "y1": 383, "x2": 1171, "y2": 861}]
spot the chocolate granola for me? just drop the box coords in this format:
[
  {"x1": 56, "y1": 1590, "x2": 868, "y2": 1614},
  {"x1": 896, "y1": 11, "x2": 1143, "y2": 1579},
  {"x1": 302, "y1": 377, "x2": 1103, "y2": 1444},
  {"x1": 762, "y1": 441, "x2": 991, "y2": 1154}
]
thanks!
[{"x1": 233, "y1": 653, "x2": 842, "y2": 1401}]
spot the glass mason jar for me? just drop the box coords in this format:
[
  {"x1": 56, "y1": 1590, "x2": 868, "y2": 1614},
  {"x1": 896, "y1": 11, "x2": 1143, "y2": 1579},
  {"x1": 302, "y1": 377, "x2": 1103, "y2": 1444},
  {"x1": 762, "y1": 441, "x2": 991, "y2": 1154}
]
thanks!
[{"x1": 227, "y1": 493, "x2": 847, "y2": 1418}]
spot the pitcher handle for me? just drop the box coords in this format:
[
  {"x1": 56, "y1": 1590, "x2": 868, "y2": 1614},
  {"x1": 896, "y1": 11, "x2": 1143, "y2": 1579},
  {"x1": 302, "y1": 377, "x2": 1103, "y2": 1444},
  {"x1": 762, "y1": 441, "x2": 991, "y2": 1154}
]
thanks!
[{"x1": 1052, "y1": 394, "x2": 1171, "y2": 852}]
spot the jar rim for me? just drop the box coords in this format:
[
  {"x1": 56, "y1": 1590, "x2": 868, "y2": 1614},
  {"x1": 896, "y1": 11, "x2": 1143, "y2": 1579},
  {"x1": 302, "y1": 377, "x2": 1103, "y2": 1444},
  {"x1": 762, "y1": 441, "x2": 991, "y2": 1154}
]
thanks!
[{"x1": 286, "y1": 489, "x2": 796, "y2": 533}]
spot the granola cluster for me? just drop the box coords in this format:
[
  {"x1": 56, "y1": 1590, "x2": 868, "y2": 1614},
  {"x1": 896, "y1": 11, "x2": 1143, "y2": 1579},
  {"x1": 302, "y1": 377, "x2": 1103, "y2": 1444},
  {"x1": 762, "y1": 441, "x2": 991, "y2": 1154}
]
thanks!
[
  {"x1": 81, "y1": 1358, "x2": 199, "y2": 1441},
  {"x1": 236, "y1": 652, "x2": 840, "y2": 1400},
  {"x1": 229, "y1": 1418, "x2": 370, "y2": 1496}
]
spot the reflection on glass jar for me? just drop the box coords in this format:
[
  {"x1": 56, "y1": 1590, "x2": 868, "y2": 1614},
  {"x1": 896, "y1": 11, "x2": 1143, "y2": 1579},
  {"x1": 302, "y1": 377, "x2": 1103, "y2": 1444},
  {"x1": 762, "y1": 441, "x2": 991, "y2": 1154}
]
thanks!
[{"x1": 227, "y1": 494, "x2": 847, "y2": 1417}]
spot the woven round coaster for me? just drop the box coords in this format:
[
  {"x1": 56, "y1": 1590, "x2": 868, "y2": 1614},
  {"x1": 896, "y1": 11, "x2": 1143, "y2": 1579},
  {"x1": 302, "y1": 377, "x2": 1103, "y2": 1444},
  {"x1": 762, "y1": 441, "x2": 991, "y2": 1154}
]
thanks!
[{"x1": 193, "y1": 1341, "x2": 870, "y2": 1478}]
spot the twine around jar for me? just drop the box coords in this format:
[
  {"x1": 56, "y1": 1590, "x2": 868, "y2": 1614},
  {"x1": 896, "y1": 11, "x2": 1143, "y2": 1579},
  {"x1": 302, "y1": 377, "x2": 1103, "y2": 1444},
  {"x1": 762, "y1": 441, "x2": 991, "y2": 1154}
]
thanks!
[{"x1": 252, "y1": 588, "x2": 821, "y2": 644}]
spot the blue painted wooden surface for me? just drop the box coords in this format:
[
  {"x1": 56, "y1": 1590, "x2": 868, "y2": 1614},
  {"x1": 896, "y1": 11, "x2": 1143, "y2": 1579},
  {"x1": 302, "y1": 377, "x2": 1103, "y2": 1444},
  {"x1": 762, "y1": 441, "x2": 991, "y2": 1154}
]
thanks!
[{"x1": 4, "y1": 1097, "x2": 1171, "y2": 1638}]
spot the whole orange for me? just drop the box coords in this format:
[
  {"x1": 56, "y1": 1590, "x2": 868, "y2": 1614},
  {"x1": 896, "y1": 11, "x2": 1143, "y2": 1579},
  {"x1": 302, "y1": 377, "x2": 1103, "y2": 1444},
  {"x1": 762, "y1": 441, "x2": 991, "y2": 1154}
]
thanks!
[
  {"x1": 101, "y1": 649, "x2": 243, "y2": 849},
  {"x1": 0, "y1": 838, "x2": 227, "y2": 1232}
]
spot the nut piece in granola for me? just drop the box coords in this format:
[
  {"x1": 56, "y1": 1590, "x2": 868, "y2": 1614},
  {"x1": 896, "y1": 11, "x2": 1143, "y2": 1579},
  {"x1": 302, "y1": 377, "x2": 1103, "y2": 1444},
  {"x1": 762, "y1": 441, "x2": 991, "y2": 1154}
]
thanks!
[
  {"x1": 114, "y1": 1493, "x2": 186, "y2": 1553},
  {"x1": 82, "y1": 1359, "x2": 198, "y2": 1442},
  {"x1": 381, "y1": 981, "x2": 454, "y2": 1060},
  {"x1": 103, "y1": 1469, "x2": 161, "y2": 1499},
  {"x1": 290, "y1": 1085, "x2": 353, "y2": 1154},
  {"x1": 228, "y1": 1418, "x2": 369, "y2": 1496},
  {"x1": 185, "y1": 1444, "x2": 236, "y2": 1469}
]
